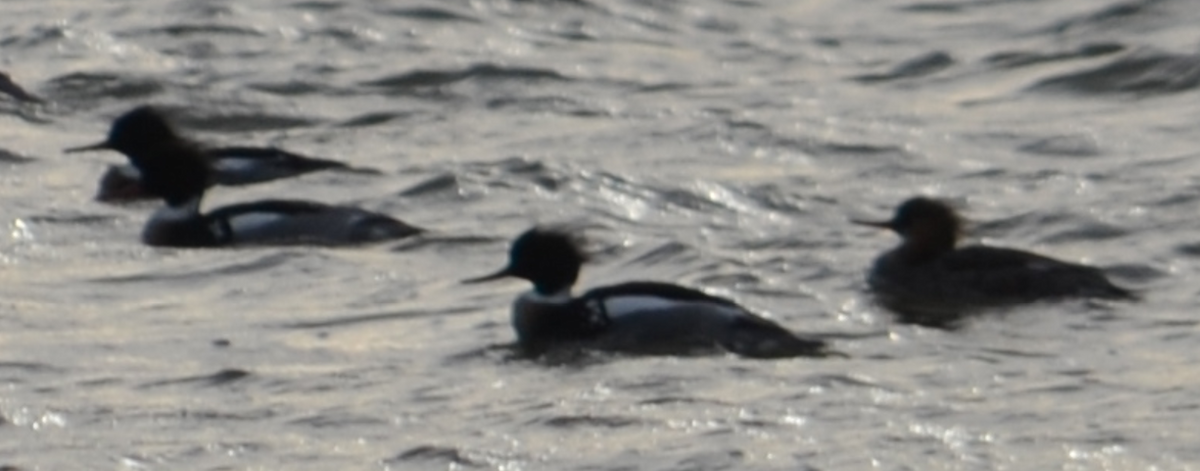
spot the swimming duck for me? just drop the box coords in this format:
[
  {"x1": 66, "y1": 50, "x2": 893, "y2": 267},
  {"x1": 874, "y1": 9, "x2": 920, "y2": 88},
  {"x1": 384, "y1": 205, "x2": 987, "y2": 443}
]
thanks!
[
  {"x1": 464, "y1": 227, "x2": 832, "y2": 358},
  {"x1": 67, "y1": 105, "x2": 420, "y2": 247},
  {"x1": 855, "y1": 197, "x2": 1134, "y2": 315}
]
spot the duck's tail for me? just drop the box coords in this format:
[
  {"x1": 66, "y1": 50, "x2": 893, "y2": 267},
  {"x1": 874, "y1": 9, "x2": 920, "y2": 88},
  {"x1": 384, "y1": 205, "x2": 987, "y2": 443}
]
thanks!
[{"x1": 721, "y1": 316, "x2": 844, "y2": 359}]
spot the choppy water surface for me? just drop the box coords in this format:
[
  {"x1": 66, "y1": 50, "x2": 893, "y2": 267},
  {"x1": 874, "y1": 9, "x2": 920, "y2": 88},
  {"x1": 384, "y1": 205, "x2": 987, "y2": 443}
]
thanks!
[{"x1": 2, "y1": 0, "x2": 1199, "y2": 469}]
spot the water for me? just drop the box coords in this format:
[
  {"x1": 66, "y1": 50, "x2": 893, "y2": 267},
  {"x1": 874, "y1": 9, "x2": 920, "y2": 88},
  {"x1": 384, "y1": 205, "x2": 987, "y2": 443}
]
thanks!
[{"x1": 1, "y1": 0, "x2": 1198, "y2": 469}]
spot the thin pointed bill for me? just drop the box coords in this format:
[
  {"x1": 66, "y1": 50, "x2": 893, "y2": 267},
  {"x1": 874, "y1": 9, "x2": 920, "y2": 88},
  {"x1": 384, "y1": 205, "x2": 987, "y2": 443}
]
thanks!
[
  {"x1": 461, "y1": 267, "x2": 513, "y2": 284},
  {"x1": 851, "y1": 218, "x2": 892, "y2": 229},
  {"x1": 64, "y1": 141, "x2": 112, "y2": 153}
]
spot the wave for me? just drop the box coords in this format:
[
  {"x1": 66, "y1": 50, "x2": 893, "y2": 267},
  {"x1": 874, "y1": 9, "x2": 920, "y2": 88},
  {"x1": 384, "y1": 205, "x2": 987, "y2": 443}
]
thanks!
[{"x1": 1028, "y1": 48, "x2": 1200, "y2": 95}]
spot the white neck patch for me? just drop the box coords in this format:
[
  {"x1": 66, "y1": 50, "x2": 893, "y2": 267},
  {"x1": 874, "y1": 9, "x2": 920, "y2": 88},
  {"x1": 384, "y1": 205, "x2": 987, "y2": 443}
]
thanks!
[{"x1": 518, "y1": 289, "x2": 572, "y2": 304}]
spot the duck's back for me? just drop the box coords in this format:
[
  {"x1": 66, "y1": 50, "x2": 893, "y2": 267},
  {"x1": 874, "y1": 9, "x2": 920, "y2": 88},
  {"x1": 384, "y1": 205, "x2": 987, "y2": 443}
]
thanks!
[
  {"x1": 572, "y1": 282, "x2": 827, "y2": 358},
  {"x1": 578, "y1": 282, "x2": 743, "y2": 355},
  {"x1": 208, "y1": 147, "x2": 350, "y2": 185},
  {"x1": 870, "y1": 244, "x2": 1133, "y2": 305},
  {"x1": 208, "y1": 200, "x2": 420, "y2": 246}
]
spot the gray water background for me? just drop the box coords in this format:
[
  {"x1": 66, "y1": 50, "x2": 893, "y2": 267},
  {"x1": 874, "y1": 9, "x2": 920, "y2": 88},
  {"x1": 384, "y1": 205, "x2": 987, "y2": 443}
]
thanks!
[{"x1": 1, "y1": 0, "x2": 1199, "y2": 469}]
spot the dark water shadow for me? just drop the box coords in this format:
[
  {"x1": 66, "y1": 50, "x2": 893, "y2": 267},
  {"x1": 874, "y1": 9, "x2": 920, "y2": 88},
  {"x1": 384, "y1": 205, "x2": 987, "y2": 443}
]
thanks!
[
  {"x1": 985, "y1": 43, "x2": 1125, "y2": 70},
  {"x1": 442, "y1": 342, "x2": 620, "y2": 369},
  {"x1": 138, "y1": 368, "x2": 252, "y2": 388},
  {"x1": 386, "y1": 445, "x2": 489, "y2": 469},
  {"x1": 44, "y1": 72, "x2": 165, "y2": 102},
  {"x1": 387, "y1": 234, "x2": 501, "y2": 253},
  {"x1": 1042, "y1": 0, "x2": 1167, "y2": 35},
  {"x1": 532, "y1": 413, "x2": 645, "y2": 428},
  {"x1": 1028, "y1": 48, "x2": 1200, "y2": 96},
  {"x1": 877, "y1": 294, "x2": 1135, "y2": 330},
  {"x1": 0, "y1": 148, "x2": 35, "y2": 164},
  {"x1": 377, "y1": 6, "x2": 481, "y2": 23},
  {"x1": 360, "y1": 64, "x2": 569, "y2": 95},
  {"x1": 852, "y1": 51, "x2": 955, "y2": 83}
]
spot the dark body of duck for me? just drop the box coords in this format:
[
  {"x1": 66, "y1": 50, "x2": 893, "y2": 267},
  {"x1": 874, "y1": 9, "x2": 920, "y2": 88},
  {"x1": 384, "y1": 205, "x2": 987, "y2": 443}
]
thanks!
[
  {"x1": 856, "y1": 197, "x2": 1133, "y2": 320},
  {"x1": 465, "y1": 227, "x2": 832, "y2": 359},
  {"x1": 68, "y1": 106, "x2": 420, "y2": 247}
]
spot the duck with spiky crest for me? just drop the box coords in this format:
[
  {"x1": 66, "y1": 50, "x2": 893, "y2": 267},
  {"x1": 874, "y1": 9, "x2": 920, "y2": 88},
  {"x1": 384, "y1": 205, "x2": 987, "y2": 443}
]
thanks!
[
  {"x1": 855, "y1": 197, "x2": 1134, "y2": 320},
  {"x1": 465, "y1": 227, "x2": 835, "y2": 359},
  {"x1": 67, "y1": 106, "x2": 420, "y2": 247}
]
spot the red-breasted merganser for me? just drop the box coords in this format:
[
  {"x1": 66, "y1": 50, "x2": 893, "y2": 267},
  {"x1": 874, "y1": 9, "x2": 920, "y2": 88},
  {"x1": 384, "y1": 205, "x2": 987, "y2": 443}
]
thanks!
[
  {"x1": 464, "y1": 227, "x2": 834, "y2": 358},
  {"x1": 855, "y1": 197, "x2": 1134, "y2": 319},
  {"x1": 67, "y1": 106, "x2": 420, "y2": 247}
]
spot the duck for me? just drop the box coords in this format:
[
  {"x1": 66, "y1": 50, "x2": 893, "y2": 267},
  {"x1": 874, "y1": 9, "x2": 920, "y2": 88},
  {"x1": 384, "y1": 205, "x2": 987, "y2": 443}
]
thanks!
[
  {"x1": 463, "y1": 227, "x2": 833, "y2": 358},
  {"x1": 94, "y1": 146, "x2": 357, "y2": 203},
  {"x1": 66, "y1": 105, "x2": 420, "y2": 247},
  {"x1": 854, "y1": 197, "x2": 1134, "y2": 316}
]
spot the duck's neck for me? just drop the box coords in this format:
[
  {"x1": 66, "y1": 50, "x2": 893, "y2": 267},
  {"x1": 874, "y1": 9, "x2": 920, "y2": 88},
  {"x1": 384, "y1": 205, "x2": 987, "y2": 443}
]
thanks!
[
  {"x1": 152, "y1": 195, "x2": 203, "y2": 221},
  {"x1": 522, "y1": 287, "x2": 573, "y2": 304},
  {"x1": 895, "y1": 226, "x2": 956, "y2": 265},
  {"x1": 511, "y1": 286, "x2": 587, "y2": 354},
  {"x1": 142, "y1": 195, "x2": 221, "y2": 247},
  {"x1": 530, "y1": 273, "x2": 577, "y2": 299}
]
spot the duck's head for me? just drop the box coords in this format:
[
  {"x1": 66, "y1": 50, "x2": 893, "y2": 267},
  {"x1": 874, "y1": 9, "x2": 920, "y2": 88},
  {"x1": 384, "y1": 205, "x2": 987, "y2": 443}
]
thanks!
[
  {"x1": 463, "y1": 227, "x2": 588, "y2": 295},
  {"x1": 67, "y1": 106, "x2": 211, "y2": 206},
  {"x1": 66, "y1": 106, "x2": 182, "y2": 157},
  {"x1": 855, "y1": 197, "x2": 963, "y2": 255}
]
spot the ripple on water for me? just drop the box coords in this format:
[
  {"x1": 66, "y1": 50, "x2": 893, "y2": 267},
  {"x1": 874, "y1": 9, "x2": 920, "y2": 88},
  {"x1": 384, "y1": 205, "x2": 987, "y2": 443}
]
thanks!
[
  {"x1": 1044, "y1": 0, "x2": 1165, "y2": 35},
  {"x1": 852, "y1": 51, "x2": 956, "y2": 83},
  {"x1": 44, "y1": 72, "x2": 165, "y2": 102},
  {"x1": 359, "y1": 64, "x2": 569, "y2": 95},
  {"x1": 138, "y1": 368, "x2": 252, "y2": 389},
  {"x1": 336, "y1": 110, "x2": 414, "y2": 127},
  {"x1": 168, "y1": 107, "x2": 318, "y2": 132},
  {"x1": 386, "y1": 445, "x2": 493, "y2": 469},
  {"x1": 1016, "y1": 134, "x2": 1103, "y2": 158},
  {"x1": 378, "y1": 6, "x2": 481, "y2": 23},
  {"x1": 287, "y1": 408, "x2": 390, "y2": 429},
  {"x1": 277, "y1": 306, "x2": 473, "y2": 330},
  {"x1": 0, "y1": 148, "x2": 34, "y2": 163},
  {"x1": 0, "y1": 362, "x2": 62, "y2": 385},
  {"x1": 87, "y1": 251, "x2": 309, "y2": 284},
  {"x1": 537, "y1": 414, "x2": 644, "y2": 429},
  {"x1": 246, "y1": 80, "x2": 334, "y2": 97},
  {"x1": 125, "y1": 24, "x2": 267, "y2": 38},
  {"x1": 984, "y1": 43, "x2": 1125, "y2": 70},
  {"x1": 1028, "y1": 49, "x2": 1200, "y2": 96}
]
